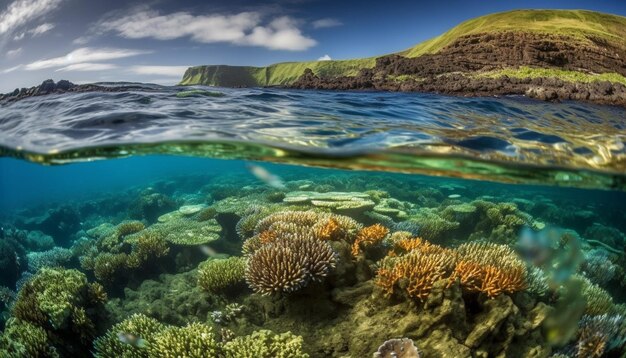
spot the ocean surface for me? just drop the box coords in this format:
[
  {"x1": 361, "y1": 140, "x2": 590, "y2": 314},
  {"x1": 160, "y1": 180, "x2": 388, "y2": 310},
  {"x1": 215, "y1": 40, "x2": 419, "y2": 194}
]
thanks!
[{"x1": 0, "y1": 84, "x2": 625, "y2": 357}]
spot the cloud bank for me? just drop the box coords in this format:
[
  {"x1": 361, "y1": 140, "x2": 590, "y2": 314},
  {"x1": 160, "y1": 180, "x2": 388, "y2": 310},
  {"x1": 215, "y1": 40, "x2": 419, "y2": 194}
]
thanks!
[
  {"x1": 98, "y1": 9, "x2": 317, "y2": 51},
  {"x1": 0, "y1": 0, "x2": 62, "y2": 35}
]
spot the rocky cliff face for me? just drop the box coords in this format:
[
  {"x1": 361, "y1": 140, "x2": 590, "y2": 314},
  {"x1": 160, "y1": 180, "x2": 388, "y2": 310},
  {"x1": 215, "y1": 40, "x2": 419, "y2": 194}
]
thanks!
[{"x1": 291, "y1": 32, "x2": 626, "y2": 106}]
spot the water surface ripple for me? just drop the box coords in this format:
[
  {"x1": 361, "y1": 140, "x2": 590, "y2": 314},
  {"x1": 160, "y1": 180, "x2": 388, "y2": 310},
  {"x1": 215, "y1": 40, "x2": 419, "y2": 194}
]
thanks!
[{"x1": 1, "y1": 85, "x2": 625, "y2": 189}]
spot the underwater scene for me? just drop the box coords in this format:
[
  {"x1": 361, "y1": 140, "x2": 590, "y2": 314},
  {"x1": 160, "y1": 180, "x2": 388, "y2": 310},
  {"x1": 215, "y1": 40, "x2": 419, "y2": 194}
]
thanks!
[{"x1": 0, "y1": 87, "x2": 625, "y2": 357}]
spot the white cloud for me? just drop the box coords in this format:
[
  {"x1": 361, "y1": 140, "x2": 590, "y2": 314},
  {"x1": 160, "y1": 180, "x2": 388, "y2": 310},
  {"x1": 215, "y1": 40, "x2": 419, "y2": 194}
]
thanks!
[
  {"x1": 241, "y1": 16, "x2": 316, "y2": 51},
  {"x1": 0, "y1": 0, "x2": 62, "y2": 35},
  {"x1": 29, "y1": 22, "x2": 54, "y2": 35},
  {"x1": 98, "y1": 9, "x2": 316, "y2": 51},
  {"x1": 24, "y1": 47, "x2": 151, "y2": 70},
  {"x1": 12, "y1": 22, "x2": 55, "y2": 41},
  {"x1": 317, "y1": 54, "x2": 331, "y2": 61},
  {"x1": 1, "y1": 64, "x2": 23, "y2": 74},
  {"x1": 72, "y1": 36, "x2": 90, "y2": 45},
  {"x1": 312, "y1": 18, "x2": 342, "y2": 29},
  {"x1": 55, "y1": 63, "x2": 118, "y2": 72},
  {"x1": 128, "y1": 65, "x2": 188, "y2": 77},
  {"x1": 6, "y1": 47, "x2": 22, "y2": 58}
]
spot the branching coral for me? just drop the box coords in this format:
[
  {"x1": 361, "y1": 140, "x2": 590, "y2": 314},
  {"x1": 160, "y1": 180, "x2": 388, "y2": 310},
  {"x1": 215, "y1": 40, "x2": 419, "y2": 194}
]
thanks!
[
  {"x1": 27, "y1": 247, "x2": 73, "y2": 273},
  {"x1": 0, "y1": 318, "x2": 59, "y2": 357},
  {"x1": 148, "y1": 322, "x2": 219, "y2": 358},
  {"x1": 245, "y1": 236, "x2": 336, "y2": 295},
  {"x1": 9, "y1": 268, "x2": 106, "y2": 356},
  {"x1": 451, "y1": 242, "x2": 527, "y2": 298},
  {"x1": 93, "y1": 313, "x2": 166, "y2": 358},
  {"x1": 578, "y1": 275, "x2": 614, "y2": 316},
  {"x1": 351, "y1": 224, "x2": 389, "y2": 257},
  {"x1": 375, "y1": 240, "x2": 455, "y2": 300},
  {"x1": 197, "y1": 257, "x2": 247, "y2": 293},
  {"x1": 222, "y1": 329, "x2": 309, "y2": 358},
  {"x1": 576, "y1": 314, "x2": 626, "y2": 358}
]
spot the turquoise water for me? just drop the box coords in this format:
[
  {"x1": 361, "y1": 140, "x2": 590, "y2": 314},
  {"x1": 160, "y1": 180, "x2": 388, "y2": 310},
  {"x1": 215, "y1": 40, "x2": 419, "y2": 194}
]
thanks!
[{"x1": 0, "y1": 86, "x2": 625, "y2": 357}]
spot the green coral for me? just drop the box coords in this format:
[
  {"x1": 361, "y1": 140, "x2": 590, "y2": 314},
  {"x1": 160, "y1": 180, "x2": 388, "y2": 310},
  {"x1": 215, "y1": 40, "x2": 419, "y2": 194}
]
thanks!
[
  {"x1": 223, "y1": 330, "x2": 309, "y2": 358},
  {"x1": 13, "y1": 267, "x2": 89, "y2": 329},
  {"x1": 197, "y1": 257, "x2": 247, "y2": 293},
  {"x1": 7, "y1": 268, "x2": 106, "y2": 356},
  {"x1": 93, "y1": 313, "x2": 166, "y2": 358},
  {"x1": 148, "y1": 323, "x2": 220, "y2": 358},
  {"x1": 0, "y1": 318, "x2": 59, "y2": 357},
  {"x1": 406, "y1": 208, "x2": 460, "y2": 241},
  {"x1": 579, "y1": 275, "x2": 614, "y2": 315}
]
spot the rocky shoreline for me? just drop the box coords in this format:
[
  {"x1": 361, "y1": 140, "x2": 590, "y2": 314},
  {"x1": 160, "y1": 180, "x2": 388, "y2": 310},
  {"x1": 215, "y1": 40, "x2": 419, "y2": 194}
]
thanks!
[
  {"x1": 0, "y1": 79, "x2": 151, "y2": 104},
  {"x1": 291, "y1": 32, "x2": 626, "y2": 107}
]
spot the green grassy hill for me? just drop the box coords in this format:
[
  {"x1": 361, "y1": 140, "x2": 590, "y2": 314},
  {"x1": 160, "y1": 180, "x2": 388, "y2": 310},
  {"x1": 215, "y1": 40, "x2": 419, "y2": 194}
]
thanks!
[{"x1": 179, "y1": 9, "x2": 626, "y2": 87}]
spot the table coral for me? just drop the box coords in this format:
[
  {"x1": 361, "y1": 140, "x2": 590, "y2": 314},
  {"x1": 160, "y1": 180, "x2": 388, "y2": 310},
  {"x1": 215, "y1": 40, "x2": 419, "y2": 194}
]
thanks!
[{"x1": 283, "y1": 191, "x2": 375, "y2": 213}]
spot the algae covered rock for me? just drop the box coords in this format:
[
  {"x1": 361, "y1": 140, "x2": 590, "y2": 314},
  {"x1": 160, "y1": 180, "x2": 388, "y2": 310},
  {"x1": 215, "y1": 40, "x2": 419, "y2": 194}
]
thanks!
[{"x1": 223, "y1": 329, "x2": 309, "y2": 358}]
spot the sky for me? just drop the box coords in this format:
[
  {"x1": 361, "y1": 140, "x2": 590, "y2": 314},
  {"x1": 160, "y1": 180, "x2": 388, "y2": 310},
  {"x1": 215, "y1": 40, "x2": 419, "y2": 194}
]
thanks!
[{"x1": 0, "y1": 0, "x2": 625, "y2": 92}]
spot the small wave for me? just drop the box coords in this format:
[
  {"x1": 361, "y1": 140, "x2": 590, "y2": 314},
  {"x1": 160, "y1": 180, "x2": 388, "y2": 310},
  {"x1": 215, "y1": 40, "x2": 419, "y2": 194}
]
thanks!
[{"x1": 0, "y1": 85, "x2": 625, "y2": 190}]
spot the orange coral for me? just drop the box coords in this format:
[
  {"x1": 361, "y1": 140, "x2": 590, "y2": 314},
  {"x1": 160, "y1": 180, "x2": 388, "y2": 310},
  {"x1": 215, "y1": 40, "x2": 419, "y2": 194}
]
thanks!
[
  {"x1": 313, "y1": 218, "x2": 340, "y2": 240},
  {"x1": 351, "y1": 224, "x2": 389, "y2": 257},
  {"x1": 258, "y1": 230, "x2": 278, "y2": 245},
  {"x1": 375, "y1": 248, "x2": 455, "y2": 301}
]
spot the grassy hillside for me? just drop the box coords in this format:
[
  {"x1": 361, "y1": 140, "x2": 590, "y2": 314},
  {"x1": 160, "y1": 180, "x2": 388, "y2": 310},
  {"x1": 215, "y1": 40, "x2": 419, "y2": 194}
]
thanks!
[
  {"x1": 403, "y1": 9, "x2": 626, "y2": 57},
  {"x1": 180, "y1": 58, "x2": 375, "y2": 86},
  {"x1": 180, "y1": 9, "x2": 626, "y2": 87}
]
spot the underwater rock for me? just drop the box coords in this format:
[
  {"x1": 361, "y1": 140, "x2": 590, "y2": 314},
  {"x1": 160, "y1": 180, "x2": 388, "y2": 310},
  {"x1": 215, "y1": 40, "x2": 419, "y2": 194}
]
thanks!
[
  {"x1": 373, "y1": 337, "x2": 420, "y2": 358},
  {"x1": 0, "y1": 238, "x2": 26, "y2": 289},
  {"x1": 18, "y1": 205, "x2": 81, "y2": 246},
  {"x1": 129, "y1": 192, "x2": 177, "y2": 223}
]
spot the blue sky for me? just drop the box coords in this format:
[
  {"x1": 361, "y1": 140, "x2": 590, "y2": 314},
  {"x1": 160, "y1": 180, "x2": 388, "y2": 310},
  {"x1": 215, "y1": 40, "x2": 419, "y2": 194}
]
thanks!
[{"x1": 0, "y1": 0, "x2": 625, "y2": 92}]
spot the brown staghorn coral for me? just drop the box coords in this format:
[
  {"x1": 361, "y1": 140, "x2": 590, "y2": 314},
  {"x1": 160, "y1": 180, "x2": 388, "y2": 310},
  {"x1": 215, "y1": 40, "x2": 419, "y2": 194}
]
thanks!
[
  {"x1": 452, "y1": 242, "x2": 527, "y2": 298},
  {"x1": 351, "y1": 224, "x2": 389, "y2": 257},
  {"x1": 245, "y1": 236, "x2": 336, "y2": 295},
  {"x1": 375, "y1": 241, "x2": 456, "y2": 301}
]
